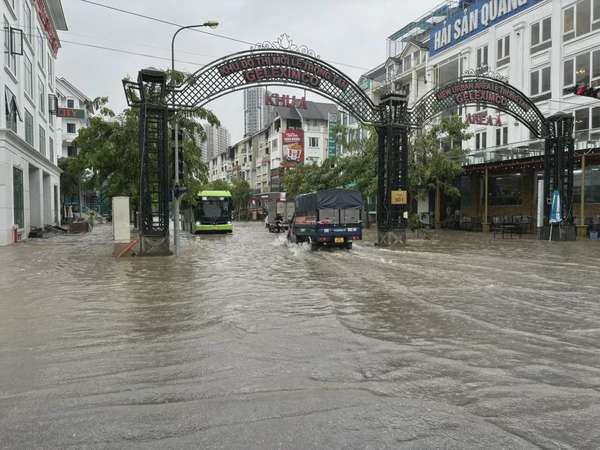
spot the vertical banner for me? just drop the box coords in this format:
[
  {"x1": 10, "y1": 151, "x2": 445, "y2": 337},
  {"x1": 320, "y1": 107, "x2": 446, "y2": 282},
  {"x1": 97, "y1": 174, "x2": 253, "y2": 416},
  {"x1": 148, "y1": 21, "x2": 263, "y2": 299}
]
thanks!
[
  {"x1": 327, "y1": 112, "x2": 338, "y2": 158},
  {"x1": 536, "y1": 178, "x2": 544, "y2": 228},
  {"x1": 281, "y1": 129, "x2": 304, "y2": 168}
]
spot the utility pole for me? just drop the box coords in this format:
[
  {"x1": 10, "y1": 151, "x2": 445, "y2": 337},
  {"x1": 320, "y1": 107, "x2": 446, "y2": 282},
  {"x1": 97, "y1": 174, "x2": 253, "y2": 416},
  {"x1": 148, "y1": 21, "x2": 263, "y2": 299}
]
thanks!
[{"x1": 170, "y1": 21, "x2": 218, "y2": 255}]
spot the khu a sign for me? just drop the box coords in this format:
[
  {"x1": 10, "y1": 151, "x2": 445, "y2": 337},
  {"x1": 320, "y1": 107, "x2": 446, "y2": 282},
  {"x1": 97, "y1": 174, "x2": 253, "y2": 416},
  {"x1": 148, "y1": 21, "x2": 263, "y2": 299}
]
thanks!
[{"x1": 430, "y1": 0, "x2": 542, "y2": 57}]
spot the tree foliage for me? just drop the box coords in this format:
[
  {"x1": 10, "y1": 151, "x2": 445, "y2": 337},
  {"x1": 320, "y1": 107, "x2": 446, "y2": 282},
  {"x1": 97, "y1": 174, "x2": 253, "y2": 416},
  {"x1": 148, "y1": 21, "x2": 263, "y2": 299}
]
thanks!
[
  {"x1": 70, "y1": 70, "x2": 219, "y2": 208},
  {"x1": 409, "y1": 115, "x2": 472, "y2": 199},
  {"x1": 284, "y1": 125, "x2": 378, "y2": 200}
]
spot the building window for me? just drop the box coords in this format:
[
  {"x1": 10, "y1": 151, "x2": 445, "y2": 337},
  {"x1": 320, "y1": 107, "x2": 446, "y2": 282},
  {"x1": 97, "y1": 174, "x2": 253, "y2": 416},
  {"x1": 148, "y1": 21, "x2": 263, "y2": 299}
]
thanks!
[
  {"x1": 564, "y1": 0, "x2": 600, "y2": 42},
  {"x1": 476, "y1": 45, "x2": 488, "y2": 70},
  {"x1": 475, "y1": 131, "x2": 487, "y2": 150},
  {"x1": 24, "y1": 55, "x2": 33, "y2": 98},
  {"x1": 37, "y1": 30, "x2": 45, "y2": 69},
  {"x1": 48, "y1": 52, "x2": 53, "y2": 89},
  {"x1": 67, "y1": 145, "x2": 77, "y2": 157},
  {"x1": 309, "y1": 137, "x2": 319, "y2": 148},
  {"x1": 497, "y1": 36, "x2": 510, "y2": 67},
  {"x1": 531, "y1": 17, "x2": 552, "y2": 54},
  {"x1": 496, "y1": 126, "x2": 509, "y2": 146},
  {"x1": 67, "y1": 123, "x2": 76, "y2": 134},
  {"x1": 563, "y1": 49, "x2": 600, "y2": 94},
  {"x1": 403, "y1": 55, "x2": 412, "y2": 72},
  {"x1": 489, "y1": 174, "x2": 522, "y2": 206},
  {"x1": 530, "y1": 66, "x2": 551, "y2": 101},
  {"x1": 575, "y1": 108, "x2": 590, "y2": 133},
  {"x1": 49, "y1": 136, "x2": 54, "y2": 163},
  {"x1": 67, "y1": 99, "x2": 74, "y2": 108},
  {"x1": 23, "y1": 1, "x2": 32, "y2": 45},
  {"x1": 39, "y1": 126, "x2": 45, "y2": 155},
  {"x1": 4, "y1": 18, "x2": 17, "y2": 75},
  {"x1": 13, "y1": 167, "x2": 24, "y2": 228},
  {"x1": 5, "y1": 87, "x2": 19, "y2": 133},
  {"x1": 38, "y1": 78, "x2": 45, "y2": 115},
  {"x1": 25, "y1": 109, "x2": 33, "y2": 145},
  {"x1": 435, "y1": 56, "x2": 460, "y2": 87}
]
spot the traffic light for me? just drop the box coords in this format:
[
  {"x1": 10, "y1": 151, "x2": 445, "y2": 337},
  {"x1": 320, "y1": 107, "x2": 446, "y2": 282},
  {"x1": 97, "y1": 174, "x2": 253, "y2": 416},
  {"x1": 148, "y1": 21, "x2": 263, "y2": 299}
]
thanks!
[
  {"x1": 571, "y1": 84, "x2": 600, "y2": 99},
  {"x1": 170, "y1": 128, "x2": 184, "y2": 182}
]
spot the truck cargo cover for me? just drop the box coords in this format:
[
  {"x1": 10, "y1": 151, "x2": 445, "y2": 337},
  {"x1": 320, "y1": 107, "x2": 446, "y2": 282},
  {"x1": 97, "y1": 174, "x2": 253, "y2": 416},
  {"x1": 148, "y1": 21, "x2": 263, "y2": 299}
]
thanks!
[{"x1": 295, "y1": 189, "x2": 363, "y2": 213}]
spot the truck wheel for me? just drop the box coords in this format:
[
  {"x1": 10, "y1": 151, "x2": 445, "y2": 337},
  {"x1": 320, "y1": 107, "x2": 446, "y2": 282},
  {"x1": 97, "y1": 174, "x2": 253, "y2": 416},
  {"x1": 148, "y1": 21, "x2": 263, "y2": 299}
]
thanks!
[{"x1": 345, "y1": 242, "x2": 353, "y2": 250}]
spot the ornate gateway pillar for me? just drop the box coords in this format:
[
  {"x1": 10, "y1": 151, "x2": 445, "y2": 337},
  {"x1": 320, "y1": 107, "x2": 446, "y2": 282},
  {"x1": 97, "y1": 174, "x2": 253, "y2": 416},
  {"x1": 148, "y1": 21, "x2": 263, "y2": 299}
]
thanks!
[{"x1": 376, "y1": 92, "x2": 410, "y2": 246}]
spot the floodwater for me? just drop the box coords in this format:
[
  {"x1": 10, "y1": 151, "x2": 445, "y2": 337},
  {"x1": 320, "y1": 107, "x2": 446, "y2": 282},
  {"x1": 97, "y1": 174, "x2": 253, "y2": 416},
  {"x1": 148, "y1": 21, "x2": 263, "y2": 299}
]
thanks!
[{"x1": 1, "y1": 223, "x2": 600, "y2": 449}]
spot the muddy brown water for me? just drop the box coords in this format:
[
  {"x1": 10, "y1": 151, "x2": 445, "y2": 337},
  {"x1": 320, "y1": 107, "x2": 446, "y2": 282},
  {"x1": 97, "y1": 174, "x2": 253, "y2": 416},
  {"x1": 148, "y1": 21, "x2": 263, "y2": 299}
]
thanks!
[{"x1": 1, "y1": 223, "x2": 599, "y2": 449}]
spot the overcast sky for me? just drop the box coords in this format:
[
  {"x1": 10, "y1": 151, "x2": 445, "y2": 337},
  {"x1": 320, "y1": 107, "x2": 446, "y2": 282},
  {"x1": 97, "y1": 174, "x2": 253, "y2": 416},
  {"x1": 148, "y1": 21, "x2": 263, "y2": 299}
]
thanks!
[{"x1": 56, "y1": 0, "x2": 440, "y2": 142}]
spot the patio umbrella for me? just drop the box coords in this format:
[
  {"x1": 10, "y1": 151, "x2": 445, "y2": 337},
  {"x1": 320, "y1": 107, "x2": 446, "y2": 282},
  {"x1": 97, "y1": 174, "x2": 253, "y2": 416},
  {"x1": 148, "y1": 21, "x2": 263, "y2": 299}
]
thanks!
[{"x1": 549, "y1": 190, "x2": 562, "y2": 242}]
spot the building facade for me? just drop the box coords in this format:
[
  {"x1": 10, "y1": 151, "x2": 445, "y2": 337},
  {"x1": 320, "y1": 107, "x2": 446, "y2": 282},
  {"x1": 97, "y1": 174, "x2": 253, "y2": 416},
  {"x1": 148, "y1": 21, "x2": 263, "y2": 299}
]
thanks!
[
  {"x1": 204, "y1": 123, "x2": 230, "y2": 162},
  {"x1": 361, "y1": 0, "x2": 600, "y2": 229},
  {"x1": 0, "y1": 0, "x2": 67, "y2": 245},
  {"x1": 55, "y1": 77, "x2": 90, "y2": 159},
  {"x1": 209, "y1": 98, "x2": 339, "y2": 194}
]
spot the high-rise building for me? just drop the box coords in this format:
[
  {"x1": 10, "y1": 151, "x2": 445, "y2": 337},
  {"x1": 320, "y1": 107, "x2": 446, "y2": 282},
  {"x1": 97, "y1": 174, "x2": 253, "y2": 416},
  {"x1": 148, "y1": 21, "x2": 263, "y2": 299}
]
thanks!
[
  {"x1": 205, "y1": 124, "x2": 231, "y2": 161},
  {"x1": 244, "y1": 87, "x2": 264, "y2": 136}
]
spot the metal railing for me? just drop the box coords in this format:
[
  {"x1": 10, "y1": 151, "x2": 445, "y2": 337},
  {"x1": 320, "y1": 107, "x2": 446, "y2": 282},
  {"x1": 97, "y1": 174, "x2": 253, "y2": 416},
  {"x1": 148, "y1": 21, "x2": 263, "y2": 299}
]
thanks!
[{"x1": 464, "y1": 130, "x2": 600, "y2": 166}]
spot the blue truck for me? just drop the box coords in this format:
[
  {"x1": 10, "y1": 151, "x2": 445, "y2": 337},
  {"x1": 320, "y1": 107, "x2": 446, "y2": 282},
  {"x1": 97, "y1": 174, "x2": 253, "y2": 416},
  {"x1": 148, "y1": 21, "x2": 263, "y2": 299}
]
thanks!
[{"x1": 288, "y1": 189, "x2": 363, "y2": 249}]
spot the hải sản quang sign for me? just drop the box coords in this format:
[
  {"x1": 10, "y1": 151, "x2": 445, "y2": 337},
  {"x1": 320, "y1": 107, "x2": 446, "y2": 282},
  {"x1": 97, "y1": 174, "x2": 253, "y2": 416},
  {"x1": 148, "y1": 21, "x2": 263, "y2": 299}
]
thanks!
[
  {"x1": 429, "y1": 0, "x2": 542, "y2": 56},
  {"x1": 217, "y1": 53, "x2": 350, "y2": 91},
  {"x1": 434, "y1": 79, "x2": 531, "y2": 112}
]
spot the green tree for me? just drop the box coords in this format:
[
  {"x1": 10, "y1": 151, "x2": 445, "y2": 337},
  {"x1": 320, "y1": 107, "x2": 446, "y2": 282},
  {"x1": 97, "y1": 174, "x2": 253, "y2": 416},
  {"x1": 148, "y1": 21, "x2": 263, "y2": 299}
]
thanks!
[
  {"x1": 204, "y1": 179, "x2": 232, "y2": 191},
  {"x1": 230, "y1": 177, "x2": 252, "y2": 219},
  {"x1": 410, "y1": 115, "x2": 471, "y2": 229},
  {"x1": 72, "y1": 69, "x2": 219, "y2": 211},
  {"x1": 283, "y1": 125, "x2": 378, "y2": 201}
]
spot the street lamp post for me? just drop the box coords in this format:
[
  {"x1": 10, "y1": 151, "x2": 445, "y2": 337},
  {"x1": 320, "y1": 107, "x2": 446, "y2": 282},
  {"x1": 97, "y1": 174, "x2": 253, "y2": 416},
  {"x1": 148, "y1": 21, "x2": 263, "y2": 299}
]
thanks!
[{"x1": 170, "y1": 21, "x2": 218, "y2": 256}]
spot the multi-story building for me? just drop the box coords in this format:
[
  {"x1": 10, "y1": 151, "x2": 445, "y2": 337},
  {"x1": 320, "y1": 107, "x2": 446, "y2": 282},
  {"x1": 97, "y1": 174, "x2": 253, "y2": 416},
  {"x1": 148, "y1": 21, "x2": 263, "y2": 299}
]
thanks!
[
  {"x1": 361, "y1": 0, "x2": 600, "y2": 228},
  {"x1": 210, "y1": 98, "x2": 339, "y2": 193},
  {"x1": 0, "y1": 0, "x2": 67, "y2": 245},
  {"x1": 204, "y1": 123, "x2": 230, "y2": 162},
  {"x1": 243, "y1": 87, "x2": 276, "y2": 137},
  {"x1": 55, "y1": 77, "x2": 90, "y2": 159}
]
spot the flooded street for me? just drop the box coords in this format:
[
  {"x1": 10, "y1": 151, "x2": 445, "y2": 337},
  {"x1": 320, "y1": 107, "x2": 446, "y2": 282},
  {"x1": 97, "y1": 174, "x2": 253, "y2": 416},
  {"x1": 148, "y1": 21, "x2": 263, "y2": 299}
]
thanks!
[{"x1": 1, "y1": 222, "x2": 600, "y2": 449}]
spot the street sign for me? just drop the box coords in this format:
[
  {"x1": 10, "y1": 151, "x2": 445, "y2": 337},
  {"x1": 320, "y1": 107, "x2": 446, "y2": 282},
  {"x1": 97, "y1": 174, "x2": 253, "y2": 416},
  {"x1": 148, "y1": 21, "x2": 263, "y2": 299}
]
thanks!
[
  {"x1": 56, "y1": 107, "x2": 86, "y2": 119},
  {"x1": 327, "y1": 112, "x2": 338, "y2": 158},
  {"x1": 391, "y1": 190, "x2": 407, "y2": 205}
]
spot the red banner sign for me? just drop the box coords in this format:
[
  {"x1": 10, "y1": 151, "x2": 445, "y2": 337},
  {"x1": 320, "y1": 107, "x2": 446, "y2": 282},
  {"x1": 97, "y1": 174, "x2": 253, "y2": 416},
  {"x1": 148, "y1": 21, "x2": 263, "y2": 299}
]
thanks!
[
  {"x1": 435, "y1": 79, "x2": 531, "y2": 112},
  {"x1": 217, "y1": 54, "x2": 350, "y2": 91},
  {"x1": 35, "y1": 0, "x2": 59, "y2": 56}
]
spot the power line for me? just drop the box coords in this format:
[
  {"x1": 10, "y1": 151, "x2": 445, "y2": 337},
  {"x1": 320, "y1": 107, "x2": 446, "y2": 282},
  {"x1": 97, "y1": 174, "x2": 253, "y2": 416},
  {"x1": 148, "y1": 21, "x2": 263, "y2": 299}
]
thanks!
[
  {"x1": 61, "y1": 39, "x2": 209, "y2": 66},
  {"x1": 69, "y1": 0, "x2": 370, "y2": 71}
]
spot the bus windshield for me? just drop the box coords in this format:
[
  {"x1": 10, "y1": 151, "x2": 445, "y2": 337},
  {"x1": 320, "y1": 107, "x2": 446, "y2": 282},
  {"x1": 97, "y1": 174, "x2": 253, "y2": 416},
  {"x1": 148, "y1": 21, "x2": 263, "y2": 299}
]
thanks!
[{"x1": 195, "y1": 198, "x2": 231, "y2": 221}]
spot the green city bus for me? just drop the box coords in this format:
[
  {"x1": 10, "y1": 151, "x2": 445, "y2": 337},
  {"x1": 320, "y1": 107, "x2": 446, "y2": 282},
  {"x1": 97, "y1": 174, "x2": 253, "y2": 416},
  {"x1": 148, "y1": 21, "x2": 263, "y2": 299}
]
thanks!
[{"x1": 191, "y1": 190, "x2": 233, "y2": 233}]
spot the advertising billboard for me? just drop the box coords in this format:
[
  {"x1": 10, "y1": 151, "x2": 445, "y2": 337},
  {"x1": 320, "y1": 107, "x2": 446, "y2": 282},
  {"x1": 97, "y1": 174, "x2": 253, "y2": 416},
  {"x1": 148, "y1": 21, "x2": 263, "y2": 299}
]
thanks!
[
  {"x1": 429, "y1": 0, "x2": 542, "y2": 57},
  {"x1": 281, "y1": 129, "x2": 304, "y2": 167}
]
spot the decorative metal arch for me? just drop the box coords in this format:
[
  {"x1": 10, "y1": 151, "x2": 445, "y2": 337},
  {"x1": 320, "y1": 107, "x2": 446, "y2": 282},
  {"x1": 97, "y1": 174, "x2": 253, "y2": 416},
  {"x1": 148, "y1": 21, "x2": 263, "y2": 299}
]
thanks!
[
  {"x1": 167, "y1": 49, "x2": 383, "y2": 125},
  {"x1": 409, "y1": 76, "x2": 549, "y2": 138}
]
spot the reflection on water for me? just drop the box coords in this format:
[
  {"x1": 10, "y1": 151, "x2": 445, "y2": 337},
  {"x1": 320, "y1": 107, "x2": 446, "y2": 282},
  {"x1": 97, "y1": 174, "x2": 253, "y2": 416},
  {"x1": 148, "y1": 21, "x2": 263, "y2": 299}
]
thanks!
[{"x1": 1, "y1": 223, "x2": 599, "y2": 449}]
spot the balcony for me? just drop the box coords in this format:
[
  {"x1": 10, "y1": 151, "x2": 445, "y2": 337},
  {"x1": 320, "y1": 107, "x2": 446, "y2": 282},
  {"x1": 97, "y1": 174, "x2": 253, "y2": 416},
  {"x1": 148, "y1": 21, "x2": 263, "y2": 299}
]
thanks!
[{"x1": 464, "y1": 130, "x2": 600, "y2": 166}]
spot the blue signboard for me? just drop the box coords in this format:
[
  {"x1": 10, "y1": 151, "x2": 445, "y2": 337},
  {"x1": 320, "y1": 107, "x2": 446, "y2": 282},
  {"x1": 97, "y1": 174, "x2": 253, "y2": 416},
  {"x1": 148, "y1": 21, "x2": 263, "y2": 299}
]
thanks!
[{"x1": 429, "y1": 0, "x2": 542, "y2": 57}]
